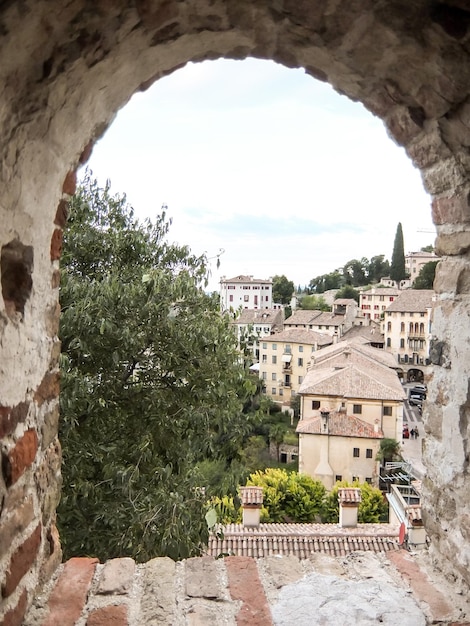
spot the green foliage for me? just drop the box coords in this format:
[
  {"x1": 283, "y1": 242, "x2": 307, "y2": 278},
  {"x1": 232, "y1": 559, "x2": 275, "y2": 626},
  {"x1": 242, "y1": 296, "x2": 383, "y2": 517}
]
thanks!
[
  {"x1": 335, "y1": 284, "x2": 360, "y2": 303},
  {"x1": 390, "y1": 222, "x2": 407, "y2": 282},
  {"x1": 308, "y1": 271, "x2": 343, "y2": 293},
  {"x1": 299, "y1": 295, "x2": 330, "y2": 311},
  {"x1": 421, "y1": 244, "x2": 434, "y2": 253},
  {"x1": 58, "y1": 174, "x2": 257, "y2": 562},
  {"x1": 207, "y1": 495, "x2": 242, "y2": 524},
  {"x1": 412, "y1": 261, "x2": 438, "y2": 289},
  {"x1": 247, "y1": 469, "x2": 326, "y2": 522},
  {"x1": 376, "y1": 438, "x2": 402, "y2": 464},
  {"x1": 322, "y1": 481, "x2": 388, "y2": 523},
  {"x1": 290, "y1": 394, "x2": 301, "y2": 419},
  {"x1": 272, "y1": 274, "x2": 295, "y2": 305}
]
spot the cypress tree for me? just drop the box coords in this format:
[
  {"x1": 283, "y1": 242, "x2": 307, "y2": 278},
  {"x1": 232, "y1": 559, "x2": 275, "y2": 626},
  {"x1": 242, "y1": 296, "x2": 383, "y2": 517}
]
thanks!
[{"x1": 390, "y1": 222, "x2": 407, "y2": 282}]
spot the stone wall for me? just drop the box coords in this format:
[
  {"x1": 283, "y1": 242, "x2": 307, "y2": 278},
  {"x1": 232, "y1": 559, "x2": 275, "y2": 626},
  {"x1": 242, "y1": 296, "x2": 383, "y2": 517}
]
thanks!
[{"x1": 1, "y1": 0, "x2": 470, "y2": 621}]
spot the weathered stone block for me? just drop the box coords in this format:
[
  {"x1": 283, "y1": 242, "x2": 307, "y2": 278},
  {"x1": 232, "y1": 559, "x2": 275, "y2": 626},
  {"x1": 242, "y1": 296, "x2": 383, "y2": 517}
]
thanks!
[
  {"x1": 436, "y1": 231, "x2": 470, "y2": 256},
  {"x1": 0, "y1": 496, "x2": 34, "y2": 559},
  {"x1": 432, "y1": 191, "x2": 470, "y2": 225},
  {"x1": 62, "y1": 171, "x2": 77, "y2": 196},
  {"x1": 86, "y1": 605, "x2": 128, "y2": 626},
  {"x1": 97, "y1": 557, "x2": 135, "y2": 595},
  {"x1": 0, "y1": 402, "x2": 29, "y2": 438},
  {"x1": 54, "y1": 200, "x2": 69, "y2": 228},
  {"x1": 34, "y1": 372, "x2": 60, "y2": 407},
  {"x1": 184, "y1": 556, "x2": 224, "y2": 599},
  {"x1": 2, "y1": 524, "x2": 42, "y2": 598},
  {"x1": 139, "y1": 557, "x2": 176, "y2": 625}
]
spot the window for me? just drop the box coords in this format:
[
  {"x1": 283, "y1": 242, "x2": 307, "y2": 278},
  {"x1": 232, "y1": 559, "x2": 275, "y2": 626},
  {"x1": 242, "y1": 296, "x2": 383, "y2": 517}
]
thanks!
[
  {"x1": 353, "y1": 404, "x2": 362, "y2": 414},
  {"x1": 366, "y1": 448, "x2": 373, "y2": 458},
  {"x1": 401, "y1": 322, "x2": 405, "y2": 332},
  {"x1": 298, "y1": 357, "x2": 303, "y2": 366},
  {"x1": 387, "y1": 321, "x2": 391, "y2": 331},
  {"x1": 272, "y1": 388, "x2": 277, "y2": 395},
  {"x1": 279, "y1": 388, "x2": 284, "y2": 396},
  {"x1": 229, "y1": 294, "x2": 233, "y2": 302},
  {"x1": 400, "y1": 338, "x2": 405, "y2": 348},
  {"x1": 272, "y1": 373, "x2": 277, "y2": 381},
  {"x1": 272, "y1": 344, "x2": 277, "y2": 350},
  {"x1": 244, "y1": 294, "x2": 249, "y2": 302},
  {"x1": 380, "y1": 295, "x2": 384, "y2": 301},
  {"x1": 262, "y1": 342, "x2": 267, "y2": 349},
  {"x1": 299, "y1": 345, "x2": 304, "y2": 352},
  {"x1": 262, "y1": 372, "x2": 267, "y2": 380},
  {"x1": 365, "y1": 477, "x2": 372, "y2": 484},
  {"x1": 335, "y1": 475, "x2": 342, "y2": 482},
  {"x1": 262, "y1": 354, "x2": 267, "y2": 363},
  {"x1": 352, "y1": 476, "x2": 359, "y2": 483},
  {"x1": 285, "y1": 345, "x2": 291, "y2": 354},
  {"x1": 353, "y1": 448, "x2": 360, "y2": 457},
  {"x1": 312, "y1": 400, "x2": 320, "y2": 410},
  {"x1": 386, "y1": 338, "x2": 391, "y2": 347},
  {"x1": 298, "y1": 376, "x2": 303, "y2": 384},
  {"x1": 383, "y1": 406, "x2": 392, "y2": 416},
  {"x1": 272, "y1": 355, "x2": 277, "y2": 364}
]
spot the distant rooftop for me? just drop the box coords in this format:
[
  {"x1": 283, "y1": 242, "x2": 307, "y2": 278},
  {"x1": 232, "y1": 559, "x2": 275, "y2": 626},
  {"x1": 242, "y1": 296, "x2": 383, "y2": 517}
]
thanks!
[
  {"x1": 220, "y1": 274, "x2": 272, "y2": 284},
  {"x1": 296, "y1": 410, "x2": 384, "y2": 439},
  {"x1": 386, "y1": 289, "x2": 435, "y2": 313}
]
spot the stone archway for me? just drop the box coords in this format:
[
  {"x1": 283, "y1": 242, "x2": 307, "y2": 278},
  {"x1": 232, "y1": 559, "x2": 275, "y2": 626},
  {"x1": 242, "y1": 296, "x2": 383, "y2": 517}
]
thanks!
[{"x1": 1, "y1": 1, "x2": 470, "y2": 620}]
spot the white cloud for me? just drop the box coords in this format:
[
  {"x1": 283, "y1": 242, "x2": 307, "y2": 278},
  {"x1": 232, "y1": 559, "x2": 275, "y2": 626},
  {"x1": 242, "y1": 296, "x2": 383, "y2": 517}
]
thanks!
[{"x1": 86, "y1": 58, "x2": 435, "y2": 291}]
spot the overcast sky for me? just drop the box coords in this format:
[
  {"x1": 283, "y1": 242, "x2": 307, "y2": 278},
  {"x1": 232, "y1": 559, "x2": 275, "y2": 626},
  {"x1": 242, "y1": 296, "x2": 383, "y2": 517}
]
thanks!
[{"x1": 84, "y1": 58, "x2": 435, "y2": 292}]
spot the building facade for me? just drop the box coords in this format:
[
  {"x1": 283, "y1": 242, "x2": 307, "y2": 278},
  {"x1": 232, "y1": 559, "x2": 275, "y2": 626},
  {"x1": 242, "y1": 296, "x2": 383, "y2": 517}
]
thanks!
[
  {"x1": 405, "y1": 251, "x2": 439, "y2": 283},
  {"x1": 220, "y1": 275, "x2": 273, "y2": 311},
  {"x1": 382, "y1": 289, "x2": 435, "y2": 381},
  {"x1": 297, "y1": 410, "x2": 383, "y2": 489},
  {"x1": 232, "y1": 308, "x2": 284, "y2": 361},
  {"x1": 258, "y1": 328, "x2": 333, "y2": 404},
  {"x1": 359, "y1": 287, "x2": 399, "y2": 322}
]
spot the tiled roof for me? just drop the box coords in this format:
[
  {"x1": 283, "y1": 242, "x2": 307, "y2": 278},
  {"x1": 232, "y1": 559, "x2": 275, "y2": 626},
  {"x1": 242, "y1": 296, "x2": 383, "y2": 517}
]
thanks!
[
  {"x1": 309, "y1": 312, "x2": 345, "y2": 327},
  {"x1": 359, "y1": 287, "x2": 400, "y2": 296},
  {"x1": 299, "y1": 362, "x2": 405, "y2": 401},
  {"x1": 308, "y1": 339, "x2": 398, "y2": 370},
  {"x1": 284, "y1": 310, "x2": 323, "y2": 325},
  {"x1": 386, "y1": 289, "x2": 435, "y2": 312},
  {"x1": 340, "y1": 324, "x2": 384, "y2": 345},
  {"x1": 235, "y1": 308, "x2": 283, "y2": 327},
  {"x1": 338, "y1": 488, "x2": 362, "y2": 504},
  {"x1": 206, "y1": 523, "x2": 399, "y2": 558},
  {"x1": 296, "y1": 411, "x2": 384, "y2": 439},
  {"x1": 221, "y1": 275, "x2": 272, "y2": 284},
  {"x1": 262, "y1": 327, "x2": 333, "y2": 346},
  {"x1": 334, "y1": 298, "x2": 357, "y2": 305},
  {"x1": 240, "y1": 486, "x2": 263, "y2": 505}
]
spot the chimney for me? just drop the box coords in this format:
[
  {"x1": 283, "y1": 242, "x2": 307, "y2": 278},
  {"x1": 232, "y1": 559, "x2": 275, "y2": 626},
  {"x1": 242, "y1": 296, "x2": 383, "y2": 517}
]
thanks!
[
  {"x1": 320, "y1": 407, "x2": 330, "y2": 434},
  {"x1": 240, "y1": 486, "x2": 263, "y2": 527},
  {"x1": 338, "y1": 488, "x2": 361, "y2": 528}
]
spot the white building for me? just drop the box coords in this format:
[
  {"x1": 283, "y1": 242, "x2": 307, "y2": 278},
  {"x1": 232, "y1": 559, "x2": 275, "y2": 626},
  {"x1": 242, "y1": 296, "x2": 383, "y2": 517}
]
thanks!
[
  {"x1": 405, "y1": 251, "x2": 439, "y2": 283},
  {"x1": 220, "y1": 275, "x2": 273, "y2": 311},
  {"x1": 382, "y1": 289, "x2": 435, "y2": 382},
  {"x1": 232, "y1": 308, "x2": 284, "y2": 361}
]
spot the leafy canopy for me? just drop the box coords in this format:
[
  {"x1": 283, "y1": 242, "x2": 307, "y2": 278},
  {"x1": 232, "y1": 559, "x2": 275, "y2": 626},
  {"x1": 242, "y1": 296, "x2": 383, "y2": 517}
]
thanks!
[{"x1": 58, "y1": 174, "x2": 257, "y2": 562}]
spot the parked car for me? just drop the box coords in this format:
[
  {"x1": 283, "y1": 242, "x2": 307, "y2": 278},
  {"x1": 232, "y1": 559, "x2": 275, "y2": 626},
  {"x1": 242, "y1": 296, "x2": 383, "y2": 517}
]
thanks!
[{"x1": 409, "y1": 394, "x2": 424, "y2": 406}]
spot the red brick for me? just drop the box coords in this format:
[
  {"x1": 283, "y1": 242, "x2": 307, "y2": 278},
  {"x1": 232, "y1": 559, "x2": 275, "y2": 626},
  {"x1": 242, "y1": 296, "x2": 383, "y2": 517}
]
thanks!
[
  {"x1": 86, "y1": 605, "x2": 128, "y2": 626},
  {"x1": 2, "y1": 524, "x2": 42, "y2": 598},
  {"x1": 225, "y1": 557, "x2": 272, "y2": 626},
  {"x1": 4, "y1": 429, "x2": 39, "y2": 487},
  {"x1": 54, "y1": 200, "x2": 69, "y2": 228},
  {"x1": 387, "y1": 550, "x2": 453, "y2": 622},
  {"x1": 0, "y1": 402, "x2": 29, "y2": 438},
  {"x1": 79, "y1": 140, "x2": 94, "y2": 164},
  {"x1": 34, "y1": 371, "x2": 60, "y2": 407},
  {"x1": 42, "y1": 557, "x2": 99, "y2": 626},
  {"x1": 50, "y1": 228, "x2": 63, "y2": 261},
  {"x1": 62, "y1": 171, "x2": 77, "y2": 196},
  {"x1": 3, "y1": 589, "x2": 28, "y2": 626}
]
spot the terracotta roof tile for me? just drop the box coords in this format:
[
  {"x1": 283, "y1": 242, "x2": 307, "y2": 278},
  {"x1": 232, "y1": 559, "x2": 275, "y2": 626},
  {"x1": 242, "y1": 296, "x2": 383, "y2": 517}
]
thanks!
[
  {"x1": 296, "y1": 411, "x2": 384, "y2": 439},
  {"x1": 338, "y1": 488, "x2": 362, "y2": 504},
  {"x1": 263, "y1": 328, "x2": 333, "y2": 346},
  {"x1": 386, "y1": 289, "x2": 435, "y2": 312},
  {"x1": 206, "y1": 523, "x2": 399, "y2": 558}
]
